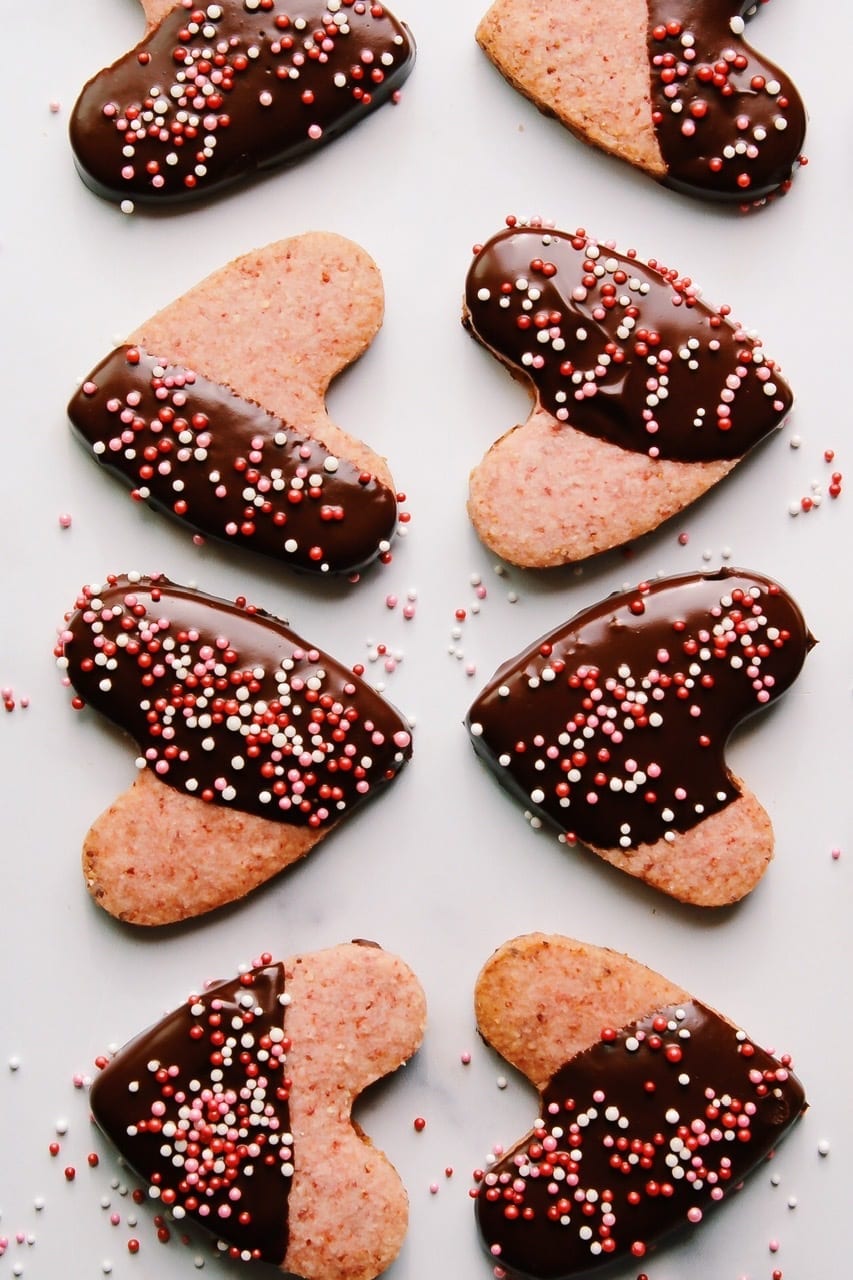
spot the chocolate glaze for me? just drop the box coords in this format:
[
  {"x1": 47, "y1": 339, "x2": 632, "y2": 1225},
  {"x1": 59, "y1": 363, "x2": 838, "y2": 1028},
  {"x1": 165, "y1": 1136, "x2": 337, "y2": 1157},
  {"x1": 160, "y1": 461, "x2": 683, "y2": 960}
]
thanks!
[
  {"x1": 91, "y1": 963, "x2": 292, "y2": 1265},
  {"x1": 476, "y1": 999, "x2": 806, "y2": 1278},
  {"x1": 69, "y1": 0, "x2": 416, "y2": 205},
  {"x1": 466, "y1": 569, "x2": 812, "y2": 851},
  {"x1": 69, "y1": 346, "x2": 398, "y2": 575},
  {"x1": 464, "y1": 225, "x2": 791, "y2": 463},
  {"x1": 60, "y1": 573, "x2": 412, "y2": 825},
  {"x1": 647, "y1": 2, "x2": 807, "y2": 201}
]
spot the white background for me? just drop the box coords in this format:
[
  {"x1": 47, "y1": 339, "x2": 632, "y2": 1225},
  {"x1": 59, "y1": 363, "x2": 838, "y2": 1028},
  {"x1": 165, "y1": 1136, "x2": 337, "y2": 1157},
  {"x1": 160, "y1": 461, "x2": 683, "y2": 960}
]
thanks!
[{"x1": 1, "y1": 1, "x2": 851, "y2": 1277}]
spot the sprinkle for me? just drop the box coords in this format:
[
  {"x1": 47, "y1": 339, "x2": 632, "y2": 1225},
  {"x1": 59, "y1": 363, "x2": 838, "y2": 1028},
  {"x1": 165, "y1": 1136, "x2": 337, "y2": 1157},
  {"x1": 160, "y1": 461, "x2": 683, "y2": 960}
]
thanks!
[
  {"x1": 461, "y1": 1051, "x2": 472, "y2": 1065},
  {"x1": 817, "y1": 1139, "x2": 830, "y2": 1156},
  {"x1": 59, "y1": 512, "x2": 73, "y2": 528},
  {"x1": 414, "y1": 1117, "x2": 426, "y2": 1132},
  {"x1": 496, "y1": 1076, "x2": 508, "y2": 1090}
]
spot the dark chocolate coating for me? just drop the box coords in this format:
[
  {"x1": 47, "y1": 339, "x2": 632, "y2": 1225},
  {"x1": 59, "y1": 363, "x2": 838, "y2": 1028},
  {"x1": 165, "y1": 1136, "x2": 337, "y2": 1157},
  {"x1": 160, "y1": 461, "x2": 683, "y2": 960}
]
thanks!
[
  {"x1": 69, "y1": 346, "x2": 398, "y2": 575},
  {"x1": 476, "y1": 999, "x2": 806, "y2": 1278},
  {"x1": 464, "y1": 226, "x2": 791, "y2": 463},
  {"x1": 91, "y1": 963, "x2": 292, "y2": 1265},
  {"x1": 69, "y1": 0, "x2": 415, "y2": 205},
  {"x1": 466, "y1": 569, "x2": 812, "y2": 850},
  {"x1": 647, "y1": 1, "x2": 807, "y2": 201},
  {"x1": 61, "y1": 574, "x2": 412, "y2": 825}
]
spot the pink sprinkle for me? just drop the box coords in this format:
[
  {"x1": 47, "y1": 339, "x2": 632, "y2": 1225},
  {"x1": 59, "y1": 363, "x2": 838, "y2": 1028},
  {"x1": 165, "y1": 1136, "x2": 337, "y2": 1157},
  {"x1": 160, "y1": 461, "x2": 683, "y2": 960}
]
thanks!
[
  {"x1": 831, "y1": 848, "x2": 841, "y2": 861},
  {"x1": 687, "y1": 1207, "x2": 703, "y2": 1224},
  {"x1": 466, "y1": 663, "x2": 477, "y2": 677},
  {"x1": 429, "y1": 1182, "x2": 439, "y2": 1195},
  {"x1": 58, "y1": 512, "x2": 73, "y2": 529},
  {"x1": 192, "y1": 534, "x2": 206, "y2": 546},
  {"x1": 769, "y1": 1239, "x2": 780, "y2": 1253},
  {"x1": 403, "y1": 603, "x2": 416, "y2": 620},
  {"x1": 678, "y1": 531, "x2": 689, "y2": 545},
  {"x1": 308, "y1": 123, "x2": 323, "y2": 140},
  {"x1": 461, "y1": 1051, "x2": 471, "y2": 1065},
  {"x1": 393, "y1": 731, "x2": 411, "y2": 749},
  {"x1": 385, "y1": 594, "x2": 398, "y2": 610},
  {"x1": 49, "y1": 100, "x2": 61, "y2": 113}
]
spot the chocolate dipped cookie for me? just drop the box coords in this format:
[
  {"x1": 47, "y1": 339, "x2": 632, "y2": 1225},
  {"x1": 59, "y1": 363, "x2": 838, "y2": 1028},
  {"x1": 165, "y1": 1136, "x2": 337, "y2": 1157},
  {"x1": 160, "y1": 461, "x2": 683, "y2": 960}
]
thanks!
[
  {"x1": 90, "y1": 942, "x2": 427, "y2": 1279},
  {"x1": 56, "y1": 573, "x2": 413, "y2": 924},
  {"x1": 474, "y1": 934, "x2": 806, "y2": 1278},
  {"x1": 476, "y1": 0, "x2": 806, "y2": 203},
  {"x1": 70, "y1": 0, "x2": 416, "y2": 206},
  {"x1": 464, "y1": 221, "x2": 793, "y2": 567},
  {"x1": 466, "y1": 568, "x2": 813, "y2": 906},
  {"x1": 69, "y1": 233, "x2": 400, "y2": 577}
]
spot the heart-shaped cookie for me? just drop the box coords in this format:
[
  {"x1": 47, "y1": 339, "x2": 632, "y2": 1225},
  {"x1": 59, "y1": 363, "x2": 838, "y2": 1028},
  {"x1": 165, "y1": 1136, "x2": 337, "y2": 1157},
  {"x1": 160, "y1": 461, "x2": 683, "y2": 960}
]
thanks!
[
  {"x1": 474, "y1": 934, "x2": 806, "y2": 1278},
  {"x1": 56, "y1": 573, "x2": 413, "y2": 924},
  {"x1": 69, "y1": 233, "x2": 399, "y2": 577},
  {"x1": 466, "y1": 568, "x2": 813, "y2": 905},
  {"x1": 90, "y1": 942, "x2": 427, "y2": 1278},
  {"x1": 476, "y1": 0, "x2": 806, "y2": 203},
  {"x1": 70, "y1": 0, "x2": 416, "y2": 205},
  {"x1": 464, "y1": 222, "x2": 792, "y2": 567}
]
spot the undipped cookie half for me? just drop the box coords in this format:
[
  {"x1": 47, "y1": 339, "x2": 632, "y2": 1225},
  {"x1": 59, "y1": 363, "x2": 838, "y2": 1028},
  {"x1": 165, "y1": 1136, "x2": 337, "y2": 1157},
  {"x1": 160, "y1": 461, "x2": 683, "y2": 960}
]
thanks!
[{"x1": 57, "y1": 573, "x2": 413, "y2": 924}]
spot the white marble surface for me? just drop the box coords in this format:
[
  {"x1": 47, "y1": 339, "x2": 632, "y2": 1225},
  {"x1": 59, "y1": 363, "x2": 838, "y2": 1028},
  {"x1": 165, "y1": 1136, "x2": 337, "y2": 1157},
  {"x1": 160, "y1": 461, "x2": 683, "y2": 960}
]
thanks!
[{"x1": 1, "y1": 1, "x2": 851, "y2": 1277}]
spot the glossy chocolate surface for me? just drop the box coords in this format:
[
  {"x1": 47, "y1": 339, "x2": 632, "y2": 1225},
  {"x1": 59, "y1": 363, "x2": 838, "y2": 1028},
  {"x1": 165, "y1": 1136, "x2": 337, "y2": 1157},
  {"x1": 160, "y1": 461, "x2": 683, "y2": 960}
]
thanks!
[
  {"x1": 70, "y1": 0, "x2": 415, "y2": 204},
  {"x1": 69, "y1": 346, "x2": 398, "y2": 575},
  {"x1": 60, "y1": 574, "x2": 412, "y2": 824},
  {"x1": 476, "y1": 999, "x2": 806, "y2": 1278},
  {"x1": 647, "y1": 2, "x2": 807, "y2": 201},
  {"x1": 91, "y1": 963, "x2": 292, "y2": 1264},
  {"x1": 466, "y1": 569, "x2": 812, "y2": 850},
  {"x1": 464, "y1": 226, "x2": 791, "y2": 463}
]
